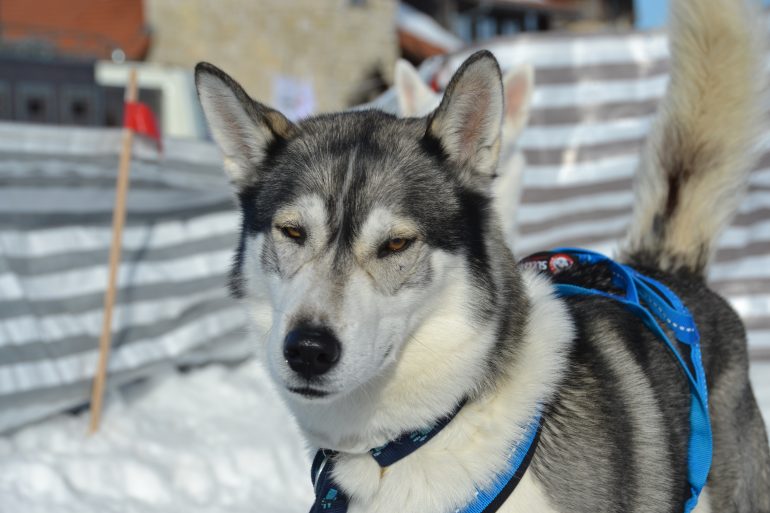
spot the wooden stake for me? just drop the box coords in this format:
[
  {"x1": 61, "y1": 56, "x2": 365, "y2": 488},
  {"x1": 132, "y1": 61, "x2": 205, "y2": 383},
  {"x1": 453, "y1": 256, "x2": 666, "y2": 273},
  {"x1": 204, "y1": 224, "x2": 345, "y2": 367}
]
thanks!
[{"x1": 89, "y1": 68, "x2": 138, "y2": 434}]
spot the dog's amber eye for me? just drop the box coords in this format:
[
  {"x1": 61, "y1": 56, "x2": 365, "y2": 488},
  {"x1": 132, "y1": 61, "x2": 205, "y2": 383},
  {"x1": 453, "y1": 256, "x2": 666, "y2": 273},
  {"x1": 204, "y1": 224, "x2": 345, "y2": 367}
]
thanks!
[
  {"x1": 378, "y1": 236, "x2": 414, "y2": 258},
  {"x1": 388, "y1": 238, "x2": 408, "y2": 252},
  {"x1": 279, "y1": 225, "x2": 305, "y2": 242}
]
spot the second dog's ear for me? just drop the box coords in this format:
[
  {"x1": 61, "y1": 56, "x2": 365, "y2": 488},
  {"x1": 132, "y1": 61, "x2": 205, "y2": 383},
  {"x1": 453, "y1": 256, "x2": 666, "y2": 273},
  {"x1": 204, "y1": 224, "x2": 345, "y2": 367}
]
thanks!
[
  {"x1": 502, "y1": 64, "x2": 534, "y2": 142},
  {"x1": 426, "y1": 50, "x2": 503, "y2": 178},
  {"x1": 195, "y1": 62, "x2": 296, "y2": 188},
  {"x1": 395, "y1": 59, "x2": 438, "y2": 117}
]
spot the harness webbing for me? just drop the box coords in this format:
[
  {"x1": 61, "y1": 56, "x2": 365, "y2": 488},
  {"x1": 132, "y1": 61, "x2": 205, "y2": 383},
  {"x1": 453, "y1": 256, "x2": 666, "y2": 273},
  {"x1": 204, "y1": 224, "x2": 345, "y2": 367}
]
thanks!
[
  {"x1": 308, "y1": 402, "x2": 542, "y2": 513},
  {"x1": 309, "y1": 400, "x2": 469, "y2": 513},
  {"x1": 521, "y1": 248, "x2": 712, "y2": 513},
  {"x1": 456, "y1": 416, "x2": 542, "y2": 513}
]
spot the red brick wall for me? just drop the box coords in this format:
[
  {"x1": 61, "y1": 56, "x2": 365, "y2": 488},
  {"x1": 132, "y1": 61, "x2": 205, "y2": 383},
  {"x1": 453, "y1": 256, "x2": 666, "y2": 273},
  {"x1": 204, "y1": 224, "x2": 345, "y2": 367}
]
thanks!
[{"x1": 0, "y1": 0, "x2": 149, "y2": 60}]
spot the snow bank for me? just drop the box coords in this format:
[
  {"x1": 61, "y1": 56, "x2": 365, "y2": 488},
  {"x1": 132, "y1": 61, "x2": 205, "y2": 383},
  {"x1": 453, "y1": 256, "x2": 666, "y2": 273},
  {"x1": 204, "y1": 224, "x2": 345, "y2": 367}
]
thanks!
[
  {"x1": 0, "y1": 361, "x2": 312, "y2": 513},
  {"x1": 1, "y1": 360, "x2": 768, "y2": 512}
]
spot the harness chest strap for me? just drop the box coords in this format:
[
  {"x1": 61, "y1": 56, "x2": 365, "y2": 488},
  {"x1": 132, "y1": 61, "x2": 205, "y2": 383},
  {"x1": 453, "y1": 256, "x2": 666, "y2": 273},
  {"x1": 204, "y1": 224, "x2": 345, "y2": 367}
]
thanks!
[{"x1": 309, "y1": 404, "x2": 543, "y2": 513}]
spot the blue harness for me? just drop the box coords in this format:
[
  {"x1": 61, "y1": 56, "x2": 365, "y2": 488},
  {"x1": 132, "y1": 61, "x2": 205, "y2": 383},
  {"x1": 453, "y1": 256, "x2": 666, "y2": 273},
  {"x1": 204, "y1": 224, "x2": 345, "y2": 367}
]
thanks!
[
  {"x1": 309, "y1": 402, "x2": 543, "y2": 513},
  {"x1": 521, "y1": 248, "x2": 712, "y2": 513},
  {"x1": 307, "y1": 248, "x2": 712, "y2": 513}
]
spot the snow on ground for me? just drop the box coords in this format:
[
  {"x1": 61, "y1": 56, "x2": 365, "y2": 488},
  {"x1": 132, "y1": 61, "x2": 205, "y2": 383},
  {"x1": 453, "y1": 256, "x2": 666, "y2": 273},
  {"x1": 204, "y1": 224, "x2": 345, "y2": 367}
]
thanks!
[
  {"x1": 1, "y1": 360, "x2": 769, "y2": 513},
  {"x1": 0, "y1": 362, "x2": 312, "y2": 513}
]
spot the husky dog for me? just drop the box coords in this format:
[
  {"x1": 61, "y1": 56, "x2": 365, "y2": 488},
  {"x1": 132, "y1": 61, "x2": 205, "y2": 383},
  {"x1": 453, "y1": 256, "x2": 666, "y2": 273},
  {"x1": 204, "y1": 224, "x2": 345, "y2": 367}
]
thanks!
[
  {"x1": 395, "y1": 59, "x2": 533, "y2": 247},
  {"x1": 194, "y1": 0, "x2": 770, "y2": 510}
]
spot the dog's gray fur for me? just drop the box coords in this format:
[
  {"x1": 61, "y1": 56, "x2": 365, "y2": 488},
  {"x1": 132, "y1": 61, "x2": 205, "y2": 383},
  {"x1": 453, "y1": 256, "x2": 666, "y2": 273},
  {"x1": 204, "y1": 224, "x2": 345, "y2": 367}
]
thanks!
[{"x1": 195, "y1": 0, "x2": 770, "y2": 510}]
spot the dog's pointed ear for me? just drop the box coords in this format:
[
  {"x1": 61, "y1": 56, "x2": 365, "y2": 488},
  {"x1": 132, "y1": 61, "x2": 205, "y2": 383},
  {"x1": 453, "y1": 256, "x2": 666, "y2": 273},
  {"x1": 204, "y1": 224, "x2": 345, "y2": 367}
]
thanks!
[
  {"x1": 502, "y1": 64, "x2": 534, "y2": 142},
  {"x1": 395, "y1": 59, "x2": 438, "y2": 117},
  {"x1": 426, "y1": 51, "x2": 503, "y2": 178},
  {"x1": 195, "y1": 62, "x2": 296, "y2": 188}
]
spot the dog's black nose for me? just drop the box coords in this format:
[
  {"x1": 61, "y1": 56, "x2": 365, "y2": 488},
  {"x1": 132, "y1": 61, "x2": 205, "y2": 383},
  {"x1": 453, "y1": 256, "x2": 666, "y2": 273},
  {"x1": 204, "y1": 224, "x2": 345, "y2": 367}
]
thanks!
[{"x1": 283, "y1": 326, "x2": 341, "y2": 378}]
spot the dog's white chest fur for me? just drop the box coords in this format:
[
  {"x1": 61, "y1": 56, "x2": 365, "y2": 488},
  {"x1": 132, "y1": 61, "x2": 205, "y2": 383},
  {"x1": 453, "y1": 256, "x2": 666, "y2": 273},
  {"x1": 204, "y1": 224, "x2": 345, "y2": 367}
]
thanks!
[{"x1": 339, "y1": 455, "x2": 560, "y2": 513}]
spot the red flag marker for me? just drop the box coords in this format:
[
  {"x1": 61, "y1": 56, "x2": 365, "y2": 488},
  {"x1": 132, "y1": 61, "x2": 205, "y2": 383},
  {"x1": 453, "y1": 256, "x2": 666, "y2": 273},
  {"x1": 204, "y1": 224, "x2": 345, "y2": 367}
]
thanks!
[{"x1": 124, "y1": 101, "x2": 162, "y2": 152}]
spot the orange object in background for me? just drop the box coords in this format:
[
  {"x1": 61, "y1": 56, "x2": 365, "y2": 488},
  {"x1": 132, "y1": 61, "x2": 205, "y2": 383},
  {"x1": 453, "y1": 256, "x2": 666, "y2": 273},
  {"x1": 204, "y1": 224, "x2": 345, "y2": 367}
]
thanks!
[{"x1": 0, "y1": 0, "x2": 149, "y2": 61}]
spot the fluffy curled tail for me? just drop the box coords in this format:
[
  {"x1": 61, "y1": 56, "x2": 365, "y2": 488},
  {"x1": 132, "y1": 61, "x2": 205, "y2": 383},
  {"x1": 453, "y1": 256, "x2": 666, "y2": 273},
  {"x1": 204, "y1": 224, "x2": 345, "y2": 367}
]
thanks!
[{"x1": 621, "y1": 0, "x2": 766, "y2": 276}]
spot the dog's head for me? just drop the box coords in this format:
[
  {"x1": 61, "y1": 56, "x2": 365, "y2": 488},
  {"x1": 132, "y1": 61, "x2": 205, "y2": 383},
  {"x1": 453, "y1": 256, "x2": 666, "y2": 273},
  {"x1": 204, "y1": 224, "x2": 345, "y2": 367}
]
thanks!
[{"x1": 196, "y1": 52, "x2": 524, "y2": 449}]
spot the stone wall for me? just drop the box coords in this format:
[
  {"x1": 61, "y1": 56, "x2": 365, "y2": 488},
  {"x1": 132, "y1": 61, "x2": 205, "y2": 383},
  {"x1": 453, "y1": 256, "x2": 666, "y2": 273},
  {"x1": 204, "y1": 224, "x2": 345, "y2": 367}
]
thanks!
[{"x1": 145, "y1": 0, "x2": 398, "y2": 114}]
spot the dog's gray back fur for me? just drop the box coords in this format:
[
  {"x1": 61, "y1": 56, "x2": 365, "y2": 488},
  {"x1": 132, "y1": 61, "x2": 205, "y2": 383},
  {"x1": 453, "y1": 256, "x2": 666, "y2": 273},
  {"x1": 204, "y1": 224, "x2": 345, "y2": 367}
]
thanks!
[
  {"x1": 532, "y1": 264, "x2": 770, "y2": 512},
  {"x1": 534, "y1": 0, "x2": 770, "y2": 510}
]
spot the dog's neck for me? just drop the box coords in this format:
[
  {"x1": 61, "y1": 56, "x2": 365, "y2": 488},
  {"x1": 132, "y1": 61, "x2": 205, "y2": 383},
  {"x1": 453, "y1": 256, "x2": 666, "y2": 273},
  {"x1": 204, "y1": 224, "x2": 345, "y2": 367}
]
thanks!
[
  {"x1": 283, "y1": 262, "x2": 575, "y2": 512},
  {"x1": 319, "y1": 269, "x2": 574, "y2": 512}
]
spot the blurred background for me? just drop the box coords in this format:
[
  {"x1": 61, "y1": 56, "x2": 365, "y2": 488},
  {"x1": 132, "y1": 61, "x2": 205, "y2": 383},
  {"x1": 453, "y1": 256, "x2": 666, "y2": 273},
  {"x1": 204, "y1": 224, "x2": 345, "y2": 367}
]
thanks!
[
  {"x1": 0, "y1": 2, "x2": 768, "y2": 513},
  {"x1": 0, "y1": 0, "x2": 695, "y2": 131}
]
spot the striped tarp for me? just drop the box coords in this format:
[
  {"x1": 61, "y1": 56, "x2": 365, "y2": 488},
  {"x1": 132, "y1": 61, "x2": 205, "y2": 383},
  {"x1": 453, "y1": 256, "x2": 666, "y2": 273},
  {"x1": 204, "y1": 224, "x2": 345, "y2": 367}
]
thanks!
[
  {"x1": 416, "y1": 29, "x2": 770, "y2": 360},
  {"x1": 1, "y1": 27, "x2": 769, "y2": 433},
  {"x1": 0, "y1": 125, "x2": 248, "y2": 432}
]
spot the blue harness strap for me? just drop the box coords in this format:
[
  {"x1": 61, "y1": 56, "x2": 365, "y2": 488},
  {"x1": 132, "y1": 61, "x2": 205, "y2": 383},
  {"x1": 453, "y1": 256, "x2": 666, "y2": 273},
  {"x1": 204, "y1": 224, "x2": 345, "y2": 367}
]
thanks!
[
  {"x1": 370, "y1": 399, "x2": 467, "y2": 466},
  {"x1": 310, "y1": 450, "x2": 348, "y2": 513},
  {"x1": 521, "y1": 248, "x2": 712, "y2": 513},
  {"x1": 309, "y1": 401, "x2": 542, "y2": 513},
  {"x1": 457, "y1": 414, "x2": 542, "y2": 513},
  {"x1": 309, "y1": 402, "x2": 470, "y2": 513}
]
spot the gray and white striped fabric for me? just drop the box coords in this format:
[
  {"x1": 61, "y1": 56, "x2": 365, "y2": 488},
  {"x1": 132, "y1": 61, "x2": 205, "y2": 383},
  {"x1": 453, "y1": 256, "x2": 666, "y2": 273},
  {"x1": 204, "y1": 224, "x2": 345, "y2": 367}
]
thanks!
[
  {"x1": 0, "y1": 125, "x2": 247, "y2": 432},
  {"x1": 417, "y1": 29, "x2": 770, "y2": 360},
  {"x1": 2, "y1": 26, "x2": 769, "y2": 433}
]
